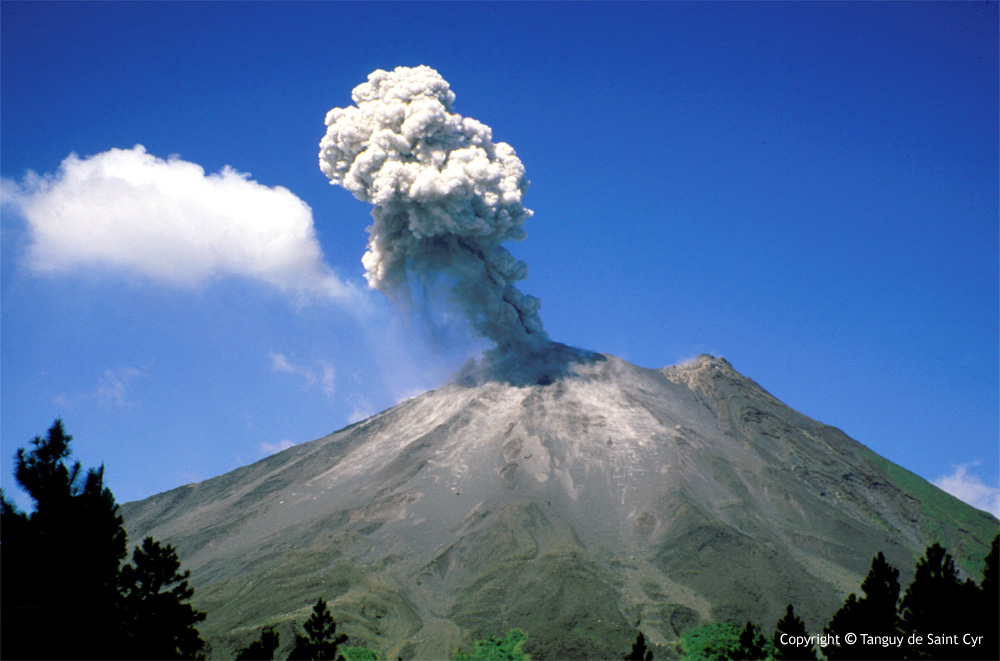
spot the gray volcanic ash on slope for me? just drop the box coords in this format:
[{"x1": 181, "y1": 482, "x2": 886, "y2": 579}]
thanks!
[
  {"x1": 121, "y1": 353, "x2": 998, "y2": 659},
  {"x1": 319, "y1": 65, "x2": 546, "y2": 349}
]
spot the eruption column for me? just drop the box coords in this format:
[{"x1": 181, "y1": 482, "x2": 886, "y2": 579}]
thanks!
[{"x1": 319, "y1": 66, "x2": 547, "y2": 349}]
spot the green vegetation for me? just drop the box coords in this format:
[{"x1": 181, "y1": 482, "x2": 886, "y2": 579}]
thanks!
[
  {"x1": 863, "y1": 451, "x2": 997, "y2": 574},
  {"x1": 7, "y1": 420, "x2": 993, "y2": 661},
  {"x1": 820, "y1": 539, "x2": 998, "y2": 660},
  {"x1": 0, "y1": 420, "x2": 206, "y2": 660},
  {"x1": 452, "y1": 629, "x2": 531, "y2": 661},
  {"x1": 288, "y1": 597, "x2": 349, "y2": 660},
  {"x1": 680, "y1": 621, "x2": 778, "y2": 660},
  {"x1": 341, "y1": 646, "x2": 381, "y2": 661},
  {"x1": 232, "y1": 596, "x2": 380, "y2": 661},
  {"x1": 684, "y1": 536, "x2": 999, "y2": 661}
]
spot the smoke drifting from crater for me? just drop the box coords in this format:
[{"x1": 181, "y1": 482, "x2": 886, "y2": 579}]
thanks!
[{"x1": 319, "y1": 66, "x2": 547, "y2": 349}]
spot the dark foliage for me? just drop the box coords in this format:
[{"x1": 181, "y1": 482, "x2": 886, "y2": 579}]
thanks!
[
  {"x1": 624, "y1": 630, "x2": 653, "y2": 661},
  {"x1": 822, "y1": 593, "x2": 862, "y2": 660},
  {"x1": 1, "y1": 421, "x2": 127, "y2": 659},
  {"x1": 737, "y1": 621, "x2": 776, "y2": 660},
  {"x1": 818, "y1": 540, "x2": 997, "y2": 661},
  {"x1": 972, "y1": 535, "x2": 999, "y2": 660},
  {"x1": 235, "y1": 626, "x2": 281, "y2": 661},
  {"x1": 824, "y1": 551, "x2": 901, "y2": 659},
  {"x1": 772, "y1": 604, "x2": 816, "y2": 661},
  {"x1": 898, "y1": 543, "x2": 979, "y2": 659},
  {"x1": 0, "y1": 420, "x2": 205, "y2": 660},
  {"x1": 288, "y1": 597, "x2": 348, "y2": 660},
  {"x1": 119, "y1": 537, "x2": 207, "y2": 659}
]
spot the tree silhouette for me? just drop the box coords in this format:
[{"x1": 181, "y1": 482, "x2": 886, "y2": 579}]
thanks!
[
  {"x1": 899, "y1": 543, "x2": 978, "y2": 659},
  {"x1": 624, "y1": 630, "x2": 653, "y2": 660},
  {"x1": 823, "y1": 593, "x2": 863, "y2": 660},
  {"x1": 972, "y1": 535, "x2": 999, "y2": 660},
  {"x1": 1, "y1": 420, "x2": 127, "y2": 659},
  {"x1": 119, "y1": 537, "x2": 207, "y2": 659},
  {"x1": 235, "y1": 626, "x2": 281, "y2": 661},
  {"x1": 824, "y1": 551, "x2": 901, "y2": 659},
  {"x1": 773, "y1": 604, "x2": 816, "y2": 661},
  {"x1": 0, "y1": 420, "x2": 205, "y2": 660},
  {"x1": 288, "y1": 597, "x2": 348, "y2": 660}
]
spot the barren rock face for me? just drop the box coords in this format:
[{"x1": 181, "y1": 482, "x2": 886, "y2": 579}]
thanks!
[{"x1": 122, "y1": 350, "x2": 997, "y2": 659}]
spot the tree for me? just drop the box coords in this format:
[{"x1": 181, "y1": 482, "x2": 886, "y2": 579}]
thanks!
[
  {"x1": 773, "y1": 604, "x2": 816, "y2": 661},
  {"x1": 235, "y1": 626, "x2": 281, "y2": 661},
  {"x1": 0, "y1": 420, "x2": 205, "y2": 660},
  {"x1": 736, "y1": 622, "x2": 778, "y2": 660},
  {"x1": 972, "y1": 535, "x2": 999, "y2": 660},
  {"x1": 119, "y1": 537, "x2": 207, "y2": 659},
  {"x1": 1, "y1": 420, "x2": 127, "y2": 659},
  {"x1": 858, "y1": 552, "x2": 901, "y2": 639},
  {"x1": 899, "y1": 543, "x2": 978, "y2": 659},
  {"x1": 624, "y1": 631, "x2": 653, "y2": 661},
  {"x1": 288, "y1": 597, "x2": 348, "y2": 660},
  {"x1": 822, "y1": 594, "x2": 863, "y2": 660},
  {"x1": 679, "y1": 621, "x2": 777, "y2": 661},
  {"x1": 824, "y1": 551, "x2": 901, "y2": 660}
]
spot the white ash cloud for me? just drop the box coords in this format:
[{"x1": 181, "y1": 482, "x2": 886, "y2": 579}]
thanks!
[
  {"x1": 1, "y1": 145, "x2": 353, "y2": 302},
  {"x1": 319, "y1": 65, "x2": 547, "y2": 349}
]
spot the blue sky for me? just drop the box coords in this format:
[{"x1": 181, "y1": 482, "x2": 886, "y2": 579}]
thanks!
[{"x1": 2, "y1": 1, "x2": 997, "y2": 516}]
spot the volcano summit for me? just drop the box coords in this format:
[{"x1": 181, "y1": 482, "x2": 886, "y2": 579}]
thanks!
[{"x1": 122, "y1": 349, "x2": 997, "y2": 658}]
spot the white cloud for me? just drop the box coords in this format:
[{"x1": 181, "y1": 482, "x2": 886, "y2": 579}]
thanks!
[
  {"x1": 260, "y1": 439, "x2": 295, "y2": 455},
  {"x1": 320, "y1": 363, "x2": 336, "y2": 397},
  {"x1": 1, "y1": 145, "x2": 354, "y2": 301},
  {"x1": 346, "y1": 392, "x2": 375, "y2": 424},
  {"x1": 269, "y1": 351, "x2": 301, "y2": 376},
  {"x1": 96, "y1": 366, "x2": 144, "y2": 407},
  {"x1": 53, "y1": 365, "x2": 145, "y2": 409},
  {"x1": 268, "y1": 351, "x2": 335, "y2": 397},
  {"x1": 347, "y1": 405, "x2": 374, "y2": 424},
  {"x1": 934, "y1": 463, "x2": 1000, "y2": 517}
]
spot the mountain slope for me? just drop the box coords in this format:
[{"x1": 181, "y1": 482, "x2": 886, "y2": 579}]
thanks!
[{"x1": 121, "y1": 351, "x2": 997, "y2": 659}]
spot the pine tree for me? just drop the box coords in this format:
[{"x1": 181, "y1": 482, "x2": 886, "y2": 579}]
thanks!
[
  {"x1": 624, "y1": 630, "x2": 653, "y2": 660},
  {"x1": 0, "y1": 420, "x2": 205, "y2": 660},
  {"x1": 773, "y1": 604, "x2": 816, "y2": 661},
  {"x1": 118, "y1": 537, "x2": 207, "y2": 659},
  {"x1": 823, "y1": 593, "x2": 864, "y2": 660},
  {"x1": 0, "y1": 420, "x2": 126, "y2": 659},
  {"x1": 288, "y1": 597, "x2": 348, "y2": 660},
  {"x1": 235, "y1": 626, "x2": 281, "y2": 661},
  {"x1": 898, "y1": 543, "x2": 973, "y2": 659},
  {"x1": 824, "y1": 551, "x2": 901, "y2": 660},
  {"x1": 735, "y1": 621, "x2": 777, "y2": 660},
  {"x1": 856, "y1": 551, "x2": 902, "y2": 661},
  {"x1": 973, "y1": 535, "x2": 1000, "y2": 660}
]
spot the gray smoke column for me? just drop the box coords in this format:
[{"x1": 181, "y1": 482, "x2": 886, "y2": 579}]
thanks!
[{"x1": 319, "y1": 66, "x2": 547, "y2": 349}]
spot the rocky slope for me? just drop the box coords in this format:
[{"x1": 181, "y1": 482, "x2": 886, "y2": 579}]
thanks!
[{"x1": 121, "y1": 349, "x2": 998, "y2": 659}]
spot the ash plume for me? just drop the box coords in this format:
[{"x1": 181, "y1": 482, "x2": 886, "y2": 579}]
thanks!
[{"x1": 319, "y1": 66, "x2": 547, "y2": 350}]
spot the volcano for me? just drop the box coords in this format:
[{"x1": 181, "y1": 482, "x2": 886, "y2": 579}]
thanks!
[{"x1": 121, "y1": 349, "x2": 997, "y2": 659}]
